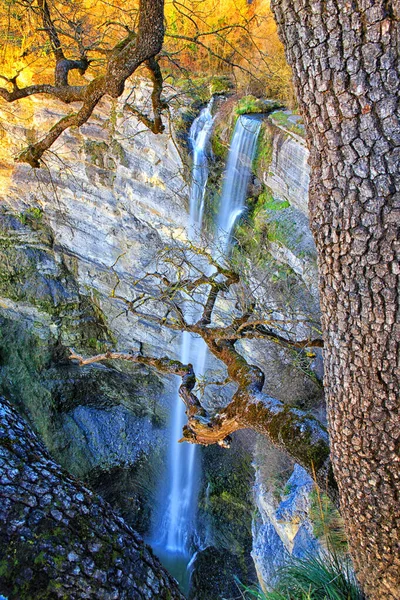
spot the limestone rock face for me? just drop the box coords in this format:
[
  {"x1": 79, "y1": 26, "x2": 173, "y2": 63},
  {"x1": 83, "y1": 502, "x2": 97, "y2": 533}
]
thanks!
[
  {"x1": 265, "y1": 127, "x2": 310, "y2": 216},
  {"x1": 0, "y1": 82, "x2": 189, "y2": 537},
  {"x1": 0, "y1": 87, "x2": 325, "y2": 596},
  {"x1": 252, "y1": 465, "x2": 319, "y2": 590},
  {"x1": 0, "y1": 80, "x2": 189, "y2": 359},
  {"x1": 0, "y1": 396, "x2": 184, "y2": 599}
]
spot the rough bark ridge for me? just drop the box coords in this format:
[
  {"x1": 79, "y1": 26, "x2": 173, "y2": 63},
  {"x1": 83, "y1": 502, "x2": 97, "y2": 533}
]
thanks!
[
  {"x1": 271, "y1": 1, "x2": 400, "y2": 598},
  {"x1": 0, "y1": 397, "x2": 184, "y2": 599}
]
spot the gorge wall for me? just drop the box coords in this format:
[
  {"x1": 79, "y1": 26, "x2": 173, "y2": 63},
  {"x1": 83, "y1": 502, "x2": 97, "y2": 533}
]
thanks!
[{"x1": 0, "y1": 88, "x2": 325, "y2": 597}]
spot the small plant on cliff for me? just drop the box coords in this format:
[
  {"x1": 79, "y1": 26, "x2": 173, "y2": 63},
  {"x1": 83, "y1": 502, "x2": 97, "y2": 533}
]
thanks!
[
  {"x1": 17, "y1": 207, "x2": 43, "y2": 225},
  {"x1": 239, "y1": 552, "x2": 363, "y2": 600}
]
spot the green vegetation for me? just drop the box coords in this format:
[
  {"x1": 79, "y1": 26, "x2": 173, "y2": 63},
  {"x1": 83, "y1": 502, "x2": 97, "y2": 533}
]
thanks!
[
  {"x1": 84, "y1": 140, "x2": 110, "y2": 168},
  {"x1": 240, "y1": 552, "x2": 363, "y2": 600},
  {"x1": 309, "y1": 489, "x2": 348, "y2": 553},
  {"x1": 254, "y1": 124, "x2": 274, "y2": 178},
  {"x1": 269, "y1": 111, "x2": 306, "y2": 139},
  {"x1": 266, "y1": 219, "x2": 296, "y2": 248},
  {"x1": 173, "y1": 74, "x2": 232, "y2": 104},
  {"x1": 211, "y1": 121, "x2": 230, "y2": 160},
  {"x1": 232, "y1": 184, "x2": 293, "y2": 267},
  {"x1": 235, "y1": 96, "x2": 282, "y2": 117},
  {"x1": 257, "y1": 189, "x2": 290, "y2": 212},
  {"x1": 235, "y1": 95, "x2": 269, "y2": 115},
  {"x1": 18, "y1": 207, "x2": 43, "y2": 225}
]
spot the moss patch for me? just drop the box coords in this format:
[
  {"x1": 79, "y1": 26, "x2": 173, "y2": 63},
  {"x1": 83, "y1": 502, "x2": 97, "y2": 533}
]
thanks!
[
  {"x1": 269, "y1": 110, "x2": 306, "y2": 138},
  {"x1": 235, "y1": 95, "x2": 281, "y2": 116}
]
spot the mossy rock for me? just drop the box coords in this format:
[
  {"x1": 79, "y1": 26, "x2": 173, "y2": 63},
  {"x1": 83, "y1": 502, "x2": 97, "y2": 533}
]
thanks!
[
  {"x1": 199, "y1": 436, "x2": 254, "y2": 556},
  {"x1": 235, "y1": 95, "x2": 283, "y2": 116},
  {"x1": 269, "y1": 109, "x2": 306, "y2": 138}
]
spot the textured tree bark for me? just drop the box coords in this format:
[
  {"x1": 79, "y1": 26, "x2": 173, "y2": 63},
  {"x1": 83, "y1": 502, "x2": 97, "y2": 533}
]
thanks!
[
  {"x1": 271, "y1": 1, "x2": 400, "y2": 598},
  {"x1": 0, "y1": 396, "x2": 184, "y2": 599}
]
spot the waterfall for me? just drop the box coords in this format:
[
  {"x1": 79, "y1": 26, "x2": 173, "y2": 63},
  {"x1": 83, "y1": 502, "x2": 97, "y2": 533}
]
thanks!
[
  {"x1": 150, "y1": 104, "x2": 261, "y2": 594},
  {"x1": 217, "y1": 115, "x2": 262, "y2": 250},
  {"x1": 189, "y1": 98, "x2": 214, "y2": 235},
  {"x1": 150, "y1": 99, "x2": 214, "y2": 591}
]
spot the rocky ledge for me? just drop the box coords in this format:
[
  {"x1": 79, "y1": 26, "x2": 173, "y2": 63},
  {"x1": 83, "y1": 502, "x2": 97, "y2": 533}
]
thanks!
[{"x1": 0, "y1": 396, "x2": 184, "y2": 600}]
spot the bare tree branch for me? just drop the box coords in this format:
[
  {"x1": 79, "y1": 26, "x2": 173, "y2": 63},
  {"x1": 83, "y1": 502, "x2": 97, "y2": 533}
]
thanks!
[
  {"x1": 69, "y1": 342, "x2": 336, "y2": 504},
  {"x1": 0, "y1": 0, "x2": 165, "y2": 167},
  {"x1": 70, "y1": 244, "x2": 334, "y2": 499}
]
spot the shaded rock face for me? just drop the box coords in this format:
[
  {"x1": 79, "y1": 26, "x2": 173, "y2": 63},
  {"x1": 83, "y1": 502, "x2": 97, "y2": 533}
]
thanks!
[
  {"x1": 0, "y1": 396, "x2": 184, "y2": 600},
  {"x1": 246, "y1": 118, "x2": 323, "y2": 591},
  {"x1": 265, "y1": 127, "x2": 310, "y2": 215},
  {"x1": 189, "y1": 547, "x2": 249, "y2": 600},
  {"x1": 0, "y1": 83, "x2": 187, "y2": 541},
  {"x1": 252, "y1": 464, "x2": 319, "y2": 590},
  {"x1": 0, "y1": 298, "x2": 169, "y2": 537},
  {"x1": 190, "y1": 432, "x2": 258, "y2": 598}
]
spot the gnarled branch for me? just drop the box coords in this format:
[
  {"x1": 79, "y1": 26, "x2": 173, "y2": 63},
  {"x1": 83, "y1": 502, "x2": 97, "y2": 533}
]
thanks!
[
  {"x1": 124, "y1": 57, "x2": 167, "y2": 133},
  {"x1": 69, "y1": 347, "x2": 336, "y2": 504}
]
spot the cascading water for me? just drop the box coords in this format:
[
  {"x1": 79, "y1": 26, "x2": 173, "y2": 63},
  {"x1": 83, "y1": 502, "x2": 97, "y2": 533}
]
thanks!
[
  {"x1": 189, "y1": 98, "x2": 214, "y2": 234},
  {"x1": 217, "y1": 115, "x2": 262, "y2": 250},
  {"x1": 150, "y1": 99, "x2": 214, "y2": 592},
  {"x1": 150, "y1": 105, "x2": 261, "y2": 595}
]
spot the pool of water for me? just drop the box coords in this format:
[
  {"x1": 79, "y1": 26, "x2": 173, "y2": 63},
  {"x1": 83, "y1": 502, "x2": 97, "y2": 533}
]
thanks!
[{"x1": 153, "y1": 548, "x2": 192, "y2": 595}]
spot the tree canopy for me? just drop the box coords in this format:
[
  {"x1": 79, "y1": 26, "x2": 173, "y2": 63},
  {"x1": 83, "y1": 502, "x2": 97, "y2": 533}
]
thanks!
[{"x1": 0, "y1": 0, "x2": 292, "y2": 165}]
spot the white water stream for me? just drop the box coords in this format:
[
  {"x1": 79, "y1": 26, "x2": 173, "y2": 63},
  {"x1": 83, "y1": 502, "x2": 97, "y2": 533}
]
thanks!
[
  {"x1": 151, "y1": 105, "x2": 262, "y2": 593},
  {"x1": 217, "y1": 115, "x2": 262, "y2": 250},
  {"x1": 150, "y1": 101, "x2": 214, "y2": 589}
]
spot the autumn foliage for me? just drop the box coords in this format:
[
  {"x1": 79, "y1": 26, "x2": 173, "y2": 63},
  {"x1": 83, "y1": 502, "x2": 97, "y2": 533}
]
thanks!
[{"x1": 0, "y1": 0, "x2": 293, "y2": 104}]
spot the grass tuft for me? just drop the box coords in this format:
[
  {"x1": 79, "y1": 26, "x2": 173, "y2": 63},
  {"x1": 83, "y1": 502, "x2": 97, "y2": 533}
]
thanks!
[{"x1": 238, "y1": 552, "x2": 364, "y2": 600}]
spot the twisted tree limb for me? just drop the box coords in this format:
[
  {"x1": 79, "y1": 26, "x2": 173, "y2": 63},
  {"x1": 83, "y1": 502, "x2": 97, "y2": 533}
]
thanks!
[
  {"x1": 124, "y1": 57, "x2": 167, "y2": 133},
  {"x1": 91, "y1": 247, "x2": 333, "y2": 498},
  {"x1": 0, "y1": 0, "x2": 166, "y2": 167},
  {"x1": 69, "y1": 347, "x2": 337, "y2": 505}
]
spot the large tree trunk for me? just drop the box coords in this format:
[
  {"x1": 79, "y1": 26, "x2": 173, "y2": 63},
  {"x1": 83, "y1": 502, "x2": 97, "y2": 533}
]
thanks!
[
  {"x1": 0, "y1": 396, "x2": 184, "y2": 599},
  {"x1": 270, "y1": 1, "x2": 400, "y2": 598}
]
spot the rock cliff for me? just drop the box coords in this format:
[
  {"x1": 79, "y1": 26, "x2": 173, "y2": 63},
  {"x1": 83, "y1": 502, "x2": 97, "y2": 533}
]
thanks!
[
  {"x1": 0, "y1": 88, "x2": 324, "y2": 596},
  {"x1": 0, "y1": 80, "x2": 191, "y2": 538}
]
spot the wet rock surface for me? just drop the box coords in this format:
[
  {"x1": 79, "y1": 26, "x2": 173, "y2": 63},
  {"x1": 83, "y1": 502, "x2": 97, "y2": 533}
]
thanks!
[
  {"x1": 0, "y1": 396, "x2": 184, "y2": 600},
  {"x1": 265, "y1": 126, "x2": 310, "y2": 215},
  {"x1": 189, "y1": 546, "x2": 249, "y2": 600},
  {"x1": 252, "y1": 464, "x2": 319, "y2": 589}
]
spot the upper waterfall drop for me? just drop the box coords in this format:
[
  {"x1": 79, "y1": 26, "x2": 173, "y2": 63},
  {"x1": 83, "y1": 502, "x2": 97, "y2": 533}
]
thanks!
[
  {"x1": 188, "y1": 98, "x2": 215, "y2": 236},
  {"x1": 217, "y1": 115, "x2": 262, "y2": 250}
]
